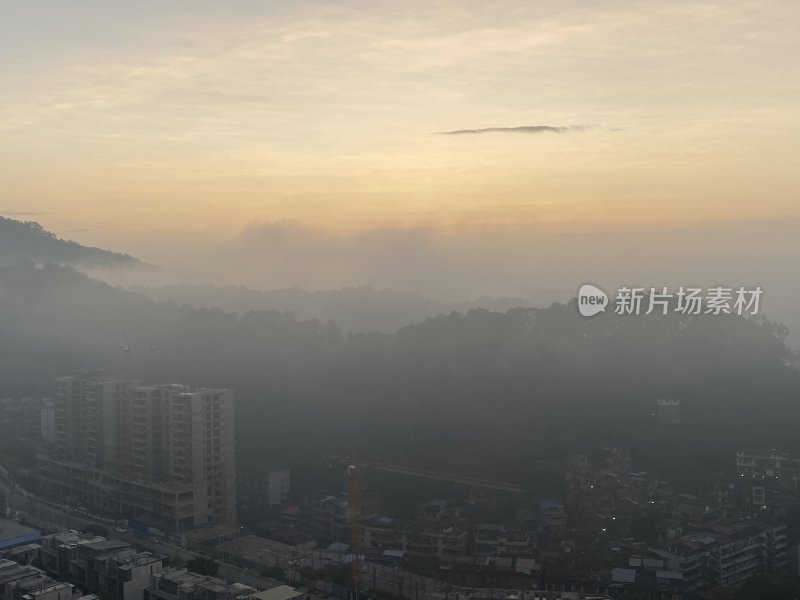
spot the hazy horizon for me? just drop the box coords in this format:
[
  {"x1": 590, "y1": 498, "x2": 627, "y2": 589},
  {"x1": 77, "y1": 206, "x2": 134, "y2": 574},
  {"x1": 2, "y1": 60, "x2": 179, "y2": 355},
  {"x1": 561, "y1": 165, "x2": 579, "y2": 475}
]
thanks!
[
  {"x1": 3, "y1": 0, "x2": 799, "y2": 335},
  {"x1": 5, "y1": 213, "x2": 799, "y2": 348}
]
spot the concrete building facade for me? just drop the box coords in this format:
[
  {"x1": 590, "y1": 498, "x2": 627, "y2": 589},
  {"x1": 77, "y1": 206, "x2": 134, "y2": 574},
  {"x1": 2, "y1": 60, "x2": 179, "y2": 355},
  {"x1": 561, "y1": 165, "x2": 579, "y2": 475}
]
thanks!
[
  {"x1": 39, "y1": 375, "x2": 237, "y2": 532},
  {"x1": 0, "y1": 560, "x2": 73, "y2": 600},
  {"x1": 40, "y1": 400, "x2": 56, "y2": 444},
  {"x1": 38, "y1": 532, "x2": 165, "y2": 600},
  {"x1": 143, "y1": 568, "x2": 256, "y2": 600}
]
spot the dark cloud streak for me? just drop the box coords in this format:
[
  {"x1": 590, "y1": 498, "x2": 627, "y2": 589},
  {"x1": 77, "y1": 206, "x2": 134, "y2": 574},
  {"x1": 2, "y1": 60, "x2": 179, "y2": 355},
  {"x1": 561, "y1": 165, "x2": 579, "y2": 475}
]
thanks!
[{"x1": 436, "y1": 125, "x2": 580, "y2": 135}]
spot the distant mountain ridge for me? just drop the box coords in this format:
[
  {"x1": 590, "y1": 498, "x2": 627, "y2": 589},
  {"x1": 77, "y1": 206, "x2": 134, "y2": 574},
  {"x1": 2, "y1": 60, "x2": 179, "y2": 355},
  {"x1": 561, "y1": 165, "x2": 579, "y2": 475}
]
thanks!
[
  {"x1": 0, "y1": 216, "x2": 145, "y2": 268},
  {"x1": 132, "y1": 283, "x2": 569, "y2": 333}
]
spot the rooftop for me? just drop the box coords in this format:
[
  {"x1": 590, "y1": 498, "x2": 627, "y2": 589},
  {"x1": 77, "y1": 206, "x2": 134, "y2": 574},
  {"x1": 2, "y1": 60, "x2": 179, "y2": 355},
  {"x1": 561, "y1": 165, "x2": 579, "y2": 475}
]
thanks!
[
  {"x1": 250, "y1": 585, "x2": 303, "y2": 600},
  {"x1": 0, "y1": 519, "x2": 41, "y2": 550},
  {"x1": 83, "y1": 539, "x2": 130, "y2": 552}
]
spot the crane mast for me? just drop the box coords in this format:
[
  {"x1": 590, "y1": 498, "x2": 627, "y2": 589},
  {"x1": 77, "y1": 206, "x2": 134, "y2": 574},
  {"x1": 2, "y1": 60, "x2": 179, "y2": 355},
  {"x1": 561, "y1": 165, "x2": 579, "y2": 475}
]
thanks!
[
  {"x1": 326, "y1": 452, "x2": 526, "y2": 595},
  {"x1": 346, "y1": 462, "x2": 363, "y2": 595}
]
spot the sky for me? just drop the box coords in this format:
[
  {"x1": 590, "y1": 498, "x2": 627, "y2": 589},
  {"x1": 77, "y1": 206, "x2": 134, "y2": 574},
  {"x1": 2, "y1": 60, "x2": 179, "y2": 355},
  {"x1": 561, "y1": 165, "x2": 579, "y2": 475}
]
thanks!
[{"x1": 1, "y1": 1, "x2": 799, "y2": 305}]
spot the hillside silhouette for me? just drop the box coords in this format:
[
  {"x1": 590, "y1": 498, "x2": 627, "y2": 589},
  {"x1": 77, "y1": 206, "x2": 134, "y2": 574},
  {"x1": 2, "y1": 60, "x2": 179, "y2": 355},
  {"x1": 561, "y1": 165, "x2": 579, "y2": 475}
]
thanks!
[{"x1": 0, "y1": 216, "x2": 144, "y2": 268}]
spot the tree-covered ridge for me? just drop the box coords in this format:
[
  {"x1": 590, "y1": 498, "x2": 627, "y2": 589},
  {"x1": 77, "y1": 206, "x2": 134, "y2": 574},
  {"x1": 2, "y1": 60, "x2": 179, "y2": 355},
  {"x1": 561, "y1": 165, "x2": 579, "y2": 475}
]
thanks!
[
  {"x1": 0, "y1": 262, "x2": 798, "y2": 489},
  {"x1": 0, "y1": 216, "x2": 143, "y2": 268},
  {"x1": 131, "y1": 283, "x2": 564, "y2": 334}
]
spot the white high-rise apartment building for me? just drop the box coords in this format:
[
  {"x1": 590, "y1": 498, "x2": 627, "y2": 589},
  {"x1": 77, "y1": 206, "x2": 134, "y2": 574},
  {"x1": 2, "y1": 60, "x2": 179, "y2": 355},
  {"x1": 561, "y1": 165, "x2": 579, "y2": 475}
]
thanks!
[{"x1": 41, "y1": 375, "x2": 237, "y2": 531}]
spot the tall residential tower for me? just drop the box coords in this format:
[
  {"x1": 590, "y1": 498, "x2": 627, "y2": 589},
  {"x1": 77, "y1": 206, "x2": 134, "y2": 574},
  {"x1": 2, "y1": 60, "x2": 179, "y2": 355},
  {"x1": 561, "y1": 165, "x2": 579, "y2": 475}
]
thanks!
[{"x1": 40, "y1": 375, "x2": 237, "y2": 532}]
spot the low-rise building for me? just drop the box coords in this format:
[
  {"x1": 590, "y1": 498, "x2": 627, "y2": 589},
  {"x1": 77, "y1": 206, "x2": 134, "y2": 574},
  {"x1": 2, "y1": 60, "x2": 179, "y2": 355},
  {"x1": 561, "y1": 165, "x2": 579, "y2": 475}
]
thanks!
[
  {"x1": 361, "y1": 516, "x2": 408, "y2": 553},
  {"x1": 38, "y1": 532, "x2": 165, "y2": 600},
  {"x1": 238, "y1": 467, "x2": 290, "y2": 511},
  {"x1": 539, "y1": 501, "x2": 568, "y2": 538},
  {"x1": 82, "y1": 547, "x2": 164, "y2": 600},
  {"x1": 737, "y1": 449, "x2": 800, "y2": 494},
  {"x1": 144, "y1": 568, "x2": 256, "y2": 600},
  {"x1": 474, "y1": 524, "x2": 531, "y2": 557},
  {"x1": 413, "y1": 526, "x2": 469, "y2": 558},
  {"x1": 705, "y1": 521, "x2": 788, "y2": 587},
  {"x1": 655, "y1": 398, "x2": 681, "y2": 425},
  {"x1": 4, "y1": 544, "x2": 41, "y2": 566},
  {"x1": 40, "y1": 532, "x2": 100, "y2": 580},
  {"x1": 662, "y1": 520, "x2": 789, "y2": 591},
  {"x1": 0, "y1": 560, "x2": 73, "y2": 600},
  {"x1": 308, "y1": 495, "x2": 350, "y2": 546}
]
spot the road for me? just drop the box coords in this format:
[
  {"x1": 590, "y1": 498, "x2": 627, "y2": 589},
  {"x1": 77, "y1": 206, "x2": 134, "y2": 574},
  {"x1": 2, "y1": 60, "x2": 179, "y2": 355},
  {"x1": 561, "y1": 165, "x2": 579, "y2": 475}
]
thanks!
[
  {"x1": 0, "y1": 470, "x2": 95, "y2": 531},
  {"x1": 0, "y1": 468, "x2": 596, "y2": 600},
  {"x1": 121, "y1": 534, "x2": 282, "y2": 590},
  {"x1": 0, "y1": 467, "x2": 282, "y2": 591}
]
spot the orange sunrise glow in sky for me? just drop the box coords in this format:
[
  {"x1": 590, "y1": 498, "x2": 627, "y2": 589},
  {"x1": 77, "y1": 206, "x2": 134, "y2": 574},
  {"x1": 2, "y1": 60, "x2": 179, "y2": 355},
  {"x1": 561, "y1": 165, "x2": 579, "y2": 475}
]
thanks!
[{"x1": 2, "y1": 0, "x2": 799, "y2": 249}]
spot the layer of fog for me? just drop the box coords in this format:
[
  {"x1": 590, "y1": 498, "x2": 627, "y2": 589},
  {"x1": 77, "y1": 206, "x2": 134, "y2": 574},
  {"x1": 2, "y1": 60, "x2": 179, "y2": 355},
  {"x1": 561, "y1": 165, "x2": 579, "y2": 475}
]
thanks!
[{"x1": 90, "y1": 218, "x2": 800, "y2": 347}]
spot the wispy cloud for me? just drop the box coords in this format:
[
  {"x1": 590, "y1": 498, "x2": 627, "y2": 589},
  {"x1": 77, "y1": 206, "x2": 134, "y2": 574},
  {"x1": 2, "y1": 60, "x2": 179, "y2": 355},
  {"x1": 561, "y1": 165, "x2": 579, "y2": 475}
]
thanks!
[
  {"x1": 435, "y1": 125, "x2": 580, "y2": 135},
  {"x1": 1, "y1": 210, "x2": 50, "y2": 216}
]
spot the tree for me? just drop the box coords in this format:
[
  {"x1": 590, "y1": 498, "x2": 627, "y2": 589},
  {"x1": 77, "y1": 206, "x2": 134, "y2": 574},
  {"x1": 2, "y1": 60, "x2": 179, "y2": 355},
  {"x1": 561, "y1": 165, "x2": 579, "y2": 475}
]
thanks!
[
  {"x1": 736, "y1": 575, "x2": 800, "y2": 600},
  {"x1": 168, "y1": 555, "x2": 185, "y2": 568},
  {"x1": 186, "y1": 556, "x2": 219, "y2": 577},
  {"x1": 82, "y1": 524, "x2": 109, "y2": 537}
]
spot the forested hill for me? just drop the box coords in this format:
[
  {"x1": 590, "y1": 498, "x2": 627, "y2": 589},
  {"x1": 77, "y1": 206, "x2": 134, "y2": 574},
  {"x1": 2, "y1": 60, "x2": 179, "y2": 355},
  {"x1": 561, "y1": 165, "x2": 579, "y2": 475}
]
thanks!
[
  {"x1": 131, "y1": 283, "x2": 567, "y2": 334},
  {"x1": 0, "y1": 216, "x2": 143, "y2": 268},
  {"x1": 1, "y1": 262, "x2": 798, "y2": 488}
]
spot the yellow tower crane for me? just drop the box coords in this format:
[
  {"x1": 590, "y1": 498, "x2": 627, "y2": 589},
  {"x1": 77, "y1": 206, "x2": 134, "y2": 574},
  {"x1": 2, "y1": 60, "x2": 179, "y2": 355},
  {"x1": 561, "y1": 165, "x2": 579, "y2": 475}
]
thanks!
[{"x1": 324, "y1": 452, "x2": 526, "y2": 595}]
